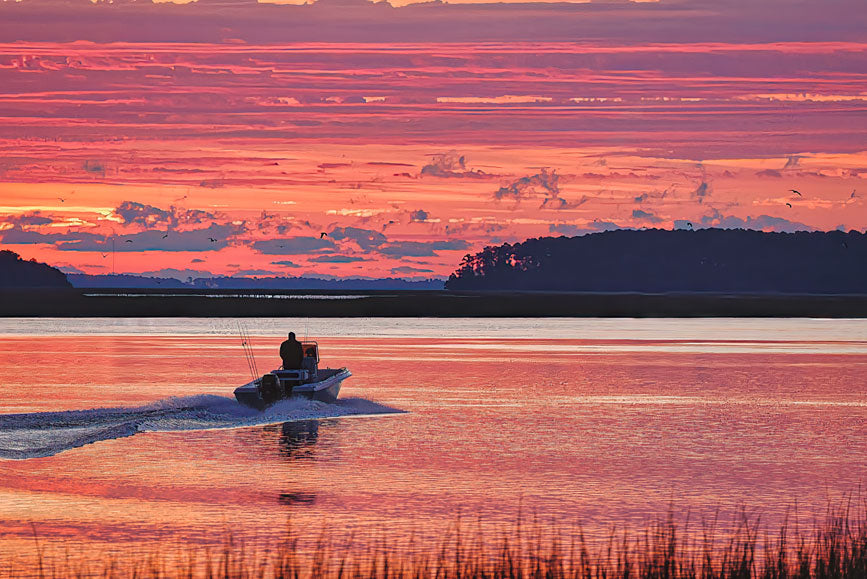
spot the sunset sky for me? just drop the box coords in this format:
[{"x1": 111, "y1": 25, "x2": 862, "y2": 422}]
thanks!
[{"x1": 0, "y1": 0, "x2": 865, "y2": 280}]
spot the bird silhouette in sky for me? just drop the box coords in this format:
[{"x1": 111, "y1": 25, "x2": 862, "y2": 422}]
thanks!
[
  {"x1": 320, "y1": 232, "x2": 328, "y2": 238},
  {"x1": 162, "y1": 232, "x2": 169, "y2": 239},
  {"x1": 208, "y1": 237, "x2": 217, "y2": 242},
  {"x1": 790, "y1": 189, "x2": 802, "y2": 196},
  {"x1": 124, "y1": 239, "x2": 133, "y2": 243},
  {"x1": 101, "y1": 253, "x2": 108, "y2": 258},
  {"x1": 58, "y1": 190, "x2": 75, "y2": 203},
  {"x1": 851, "y1": 190, "x2": 857, "y2": 199},
  {"x1": 785, "y1": 202, "x2": 793, "y2": 208},
  {"x1": 687, "y1": 222, "x2": 693, "y2": 229}
]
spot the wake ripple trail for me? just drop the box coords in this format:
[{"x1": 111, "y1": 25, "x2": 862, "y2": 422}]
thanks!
[{"x1": 0, "y1": 395, "x2": 403, "y2": 460}]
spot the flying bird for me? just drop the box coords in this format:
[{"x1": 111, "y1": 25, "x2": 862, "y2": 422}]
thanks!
[
  {"x1": 320, "y1": 232, "x2": 328, "y2": 238},
  {"x1": 785, "y1": 202, "x2": 793, "y2": 208},
  {"x1": 162, "y1": 233, "x2": 169, "y2": 239},
  {"x1": 789, "y1": 189, "x2": 802, "y2": 197},
  {"x1": 687, "y1": 222, "x2": 693, "y2": 229},
  {"x1": 101, "y1": 253, "x2": 108, "y2": 258},
  {"x1": 58, "y1": 197, "x2": 65, "y2": 203},
  {"x1": 208, "y1": 237, "x2": 217, "y2": 242},
  {"x1": 851, "y1": 190, "x2": 857, "y2": 199},
  {"x1": 124, "y1": 239, "x2": 133, "y2": 243}
]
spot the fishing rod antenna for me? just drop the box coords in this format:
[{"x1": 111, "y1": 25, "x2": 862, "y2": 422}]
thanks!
[
  {"x1": 245, "y1": 326, "x2": 260, "y2": 378},
  {"x1": 237, "y1": 322, "x2": 259, "y2": 381}
]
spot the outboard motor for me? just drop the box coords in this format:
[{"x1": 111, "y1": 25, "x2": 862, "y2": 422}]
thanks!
[{"x1": 259, "y1": 373, "x2": 281, "y2": 404}]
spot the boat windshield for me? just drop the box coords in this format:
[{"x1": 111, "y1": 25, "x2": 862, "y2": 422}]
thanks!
[{"x1": 301, "y1": 341, "x2": 319, "y2": 363}]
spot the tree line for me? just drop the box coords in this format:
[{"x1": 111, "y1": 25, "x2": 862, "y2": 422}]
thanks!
[{"x1": 445, "y1": 229, "x2": 867, "y2": 293}]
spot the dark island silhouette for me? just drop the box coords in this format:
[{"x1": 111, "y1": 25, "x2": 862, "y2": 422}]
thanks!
[
  {"x1": 0, "y1": 250, "x2": 71, "y2": 288},
  {"x1": 2, "y1": 230, "x2": 867, "y2": 316},
  {"x1": 446, "y1": 229, "x2": 866, "y2": 294}
]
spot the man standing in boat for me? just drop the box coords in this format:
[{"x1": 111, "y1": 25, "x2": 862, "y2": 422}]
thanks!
[{"x1": 280, "y1": 332, "x2": 304, "y2": 369}]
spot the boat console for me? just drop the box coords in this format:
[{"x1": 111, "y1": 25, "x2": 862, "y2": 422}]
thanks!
[{"x1": 234, "y1": 340, "x2": 350, "y2": 409}]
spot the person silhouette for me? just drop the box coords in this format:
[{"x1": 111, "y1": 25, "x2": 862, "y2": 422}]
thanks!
[{"x1": 280, "y1": 332, "x2": 304, "y2": 369}]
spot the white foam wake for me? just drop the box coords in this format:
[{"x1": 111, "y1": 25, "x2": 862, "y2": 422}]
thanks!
[{"x1": 0, "y1": 395, "x2": 403, "y2": 460}]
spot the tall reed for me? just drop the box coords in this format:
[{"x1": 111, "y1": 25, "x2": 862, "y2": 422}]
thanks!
[{"x1": 5, "y1": 503, "x2": 867, "y2": 579}]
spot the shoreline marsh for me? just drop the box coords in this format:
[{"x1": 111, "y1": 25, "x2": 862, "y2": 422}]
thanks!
[{"x1": 6, "y1": 505, "x2": 867, "y2": 579}]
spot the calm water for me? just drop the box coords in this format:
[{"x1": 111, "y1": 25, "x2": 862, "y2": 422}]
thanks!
[{"x1": 0, "y1": 317, "x2": 865, "y2": 562}]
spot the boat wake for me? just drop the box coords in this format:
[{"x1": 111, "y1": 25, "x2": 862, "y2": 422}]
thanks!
[{"x1": 0, "y1": 395, "x2": 404, "y2": 460}]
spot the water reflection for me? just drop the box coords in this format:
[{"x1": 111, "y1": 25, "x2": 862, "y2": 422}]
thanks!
[
  {"x1": 261, "y1": 420, "x2": 323, "y2": 507},
  {"x1": 278, "y1": 491, "x2": 317, "y2": 505},
  {"x1": 277, "y1": 420, "x2": 320, "y2": 461}
]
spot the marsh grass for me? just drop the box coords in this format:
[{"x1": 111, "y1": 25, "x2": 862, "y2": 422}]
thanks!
[{"x1": 5, "y1": 503, "x2": 867, "y2": 579}]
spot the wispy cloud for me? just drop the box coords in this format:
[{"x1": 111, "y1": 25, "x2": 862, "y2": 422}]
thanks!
[
  {"x1": 272, "y1": 260, "x2": 302, "y2": 268},
  {"x1": 115, "y1": 201, "x2": 174, "y2": 228},
  {"x1": 63, "y1": 224, "x2": 240, "y2": 252},
  {"x1": 253, "y1": 237, "x2": 336, "y2": 255},
  {"x1": 0, "y1": 211, "x2": 53, "y2": 227},
  {"x1": 0, "y1": 222, "x2": 241, "y2": 252},
  {"x1": 692, "y1": 181, "x2": 710, "y2": 203},
  {"x1": 495, "y1": 169, "x2": 559, "y2": 202},
  {"x1": 632, "y1": 209, "x2": 663, "y2": 223},
  {"x1": 699, "y1": 208, "x2": 813, "y2": 233},
  {"x1": 378, "y1": 240, "x2": 470, "y2": 257},
  {"x1": 328, "y1": 226, "x2": 387, "y2": 250},
  {"x1": 549, "y1": 220, "x2": 625, "y2": 237},
  {"x1": 83, "y1": 160, "x2": 106, "y2": 177},
  {"x1": 783, "y1": 155, "x2": 802, "y2": 169},
  {"x1": 310, "y1": 255, "x2": 367, "y2": 263},
  {"x1": 410, "y1": 209, "x2": 434, "y2": 222},
  {"x1": 0, "y1": 227, "x2": 103, "y2": 246},
  {"x1": 756, "y1": 169, "x2": 783, "y2": 178},
  {"x1": 541, "y1": 195, "x2": 590, "y2": 210},
  {"x1": 114, "y1": 201, "x2": 222, "y2": 229},
  {"x1": 420, "y1": 151, "x2": 488, "y2": 179}
]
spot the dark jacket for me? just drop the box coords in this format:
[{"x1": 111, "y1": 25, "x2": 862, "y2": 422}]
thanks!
[{"x1": 280, "y1": 338, "x2": 304, "y2": 369}]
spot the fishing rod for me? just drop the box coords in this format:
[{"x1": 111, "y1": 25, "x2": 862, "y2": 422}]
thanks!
[
  {"x1": 238, "y1": 322, "x2": 255, "y2": 380},
  {"x1": 243, "y1": 325, "x2": 260, "y2": 378},
  {"x1": 237, "y1": 322, "x2": 259, "y2": 381}
]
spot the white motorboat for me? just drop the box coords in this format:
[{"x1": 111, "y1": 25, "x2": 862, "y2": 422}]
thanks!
[{"x1": 234, "y1": 341, "x2": 350, "y2": 409}]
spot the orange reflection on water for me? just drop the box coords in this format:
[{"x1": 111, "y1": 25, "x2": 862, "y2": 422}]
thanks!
[{"x1": 0, "y1": 329, "x2": 865, "y2": 565}]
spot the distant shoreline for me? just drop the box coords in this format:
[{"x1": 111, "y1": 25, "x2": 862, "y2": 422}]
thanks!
[{"x1": 2, "y1": 288, "x2": 867, "y2": 317}]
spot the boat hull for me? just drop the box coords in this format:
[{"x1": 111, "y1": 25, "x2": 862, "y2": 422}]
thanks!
[{"x1": 234, "y1": 368, "x2": 350, "y2": 410}]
